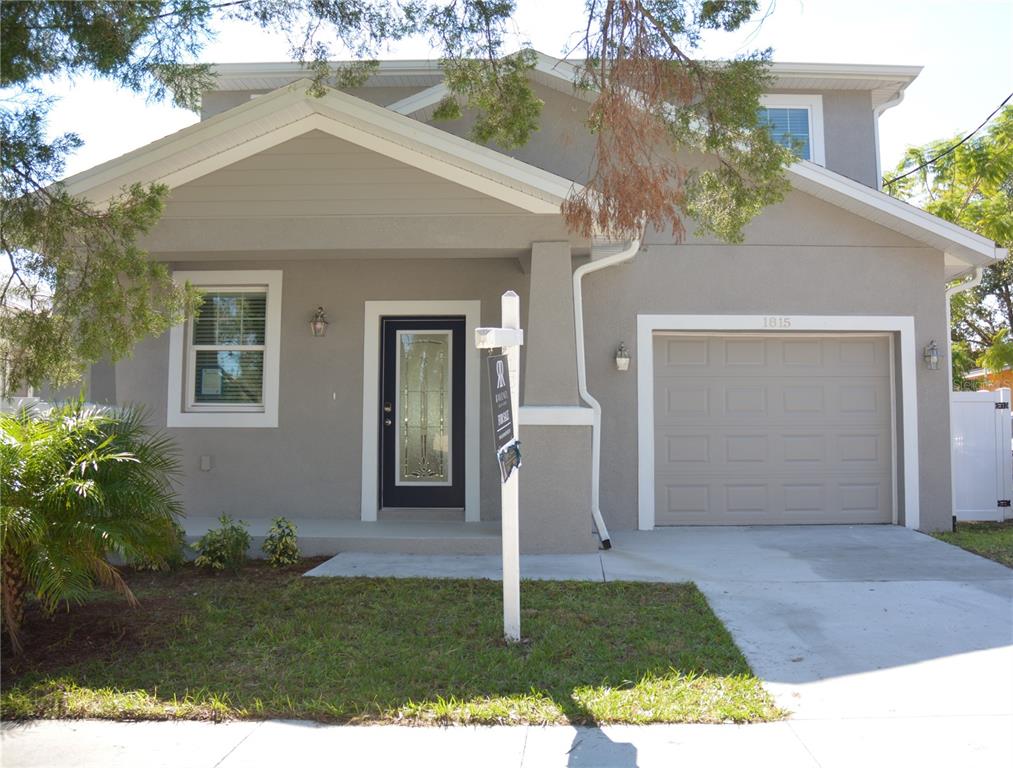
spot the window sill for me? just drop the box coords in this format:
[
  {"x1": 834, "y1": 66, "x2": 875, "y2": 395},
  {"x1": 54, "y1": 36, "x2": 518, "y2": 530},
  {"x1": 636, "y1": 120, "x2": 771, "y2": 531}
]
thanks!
[{"x1": 166, "y1": 410, "x2": 278, "y2": 428}]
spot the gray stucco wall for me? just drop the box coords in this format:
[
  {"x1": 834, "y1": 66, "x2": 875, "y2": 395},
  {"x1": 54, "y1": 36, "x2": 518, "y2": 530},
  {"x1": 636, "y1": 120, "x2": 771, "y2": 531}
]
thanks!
[
  {"x1": 434, "y1": 84, "x2": 882, "y2": 189},
  {"x1": 115, "y1": 257, "x2": 532, "y2": 525},
  {"x1": 767, "y1": 89, "x2": 879, "y2": 187},
  {"x1": 105, "y1": 79, "x2": 956, "y2": 538},
  {"x1": 581, "y1": 191, "x2": 953, "y2": 532}
]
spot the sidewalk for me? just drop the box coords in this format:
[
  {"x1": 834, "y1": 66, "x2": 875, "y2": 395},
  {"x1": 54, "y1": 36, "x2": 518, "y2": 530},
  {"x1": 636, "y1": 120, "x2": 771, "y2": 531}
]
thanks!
[{"x1": 3, "y1": 717, "x2": 1011, "y2": 768}]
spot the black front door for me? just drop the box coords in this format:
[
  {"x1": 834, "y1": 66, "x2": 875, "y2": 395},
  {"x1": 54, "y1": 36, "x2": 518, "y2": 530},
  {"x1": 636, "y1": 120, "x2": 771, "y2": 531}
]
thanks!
[{"x1": 380, "y1": 316, "x2": 465, "y2": 508}]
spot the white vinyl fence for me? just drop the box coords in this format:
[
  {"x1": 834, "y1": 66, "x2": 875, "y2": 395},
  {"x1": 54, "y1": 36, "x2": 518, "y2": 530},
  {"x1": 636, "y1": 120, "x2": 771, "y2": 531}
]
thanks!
[{"x1": 951, "y1": 387, "x2": 1012, "y2": 522}]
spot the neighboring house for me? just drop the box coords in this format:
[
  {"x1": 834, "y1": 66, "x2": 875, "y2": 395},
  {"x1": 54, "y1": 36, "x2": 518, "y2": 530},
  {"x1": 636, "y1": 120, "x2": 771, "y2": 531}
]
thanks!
[
  {"x1": 64, "y1": 52, "x2": 1006, "y2": 554},
  {"x1": 965, "y1": 367, "x2": 1013, "y2": 391}
]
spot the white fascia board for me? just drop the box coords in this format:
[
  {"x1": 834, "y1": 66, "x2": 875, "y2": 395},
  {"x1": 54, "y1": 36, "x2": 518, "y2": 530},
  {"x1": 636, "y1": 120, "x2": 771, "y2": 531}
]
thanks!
[
  {"x1": 788, "y1": 160, "x2": 1003, "y2": 268},
  {"x1": 308, "y1": 88, "x2": 578, "y2": 208},
  {"x1": 60, "y1": 78, "x2": 580, "y2": 214},
  {"x1": 389, "y1": 51, "x2": 592, "y2": 120},
  {"x1": 62, "y1": 81, "x2": 312, "y2": 199},
  {"x1": 387, "y1": 83, "x2": 449, "y2": 117},
  {"x1": 211, "y1": 59, "x2": 445, "y2": 91}
]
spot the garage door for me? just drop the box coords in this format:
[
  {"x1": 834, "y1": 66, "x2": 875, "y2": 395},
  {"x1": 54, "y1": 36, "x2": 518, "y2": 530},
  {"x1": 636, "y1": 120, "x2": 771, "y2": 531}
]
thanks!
[{"x1": 654, "y1": 334, "x2": 894, "y2": 525}]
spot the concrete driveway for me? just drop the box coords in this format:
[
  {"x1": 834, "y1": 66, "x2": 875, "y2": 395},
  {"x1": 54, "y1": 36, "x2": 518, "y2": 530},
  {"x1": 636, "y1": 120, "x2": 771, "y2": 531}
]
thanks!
[
  {"x1": 309, "y1": 525, "x2": 1013, "y2": 726},
  {"x1": 602, "y1": 525, "x2": 1013, "y2": 721}
]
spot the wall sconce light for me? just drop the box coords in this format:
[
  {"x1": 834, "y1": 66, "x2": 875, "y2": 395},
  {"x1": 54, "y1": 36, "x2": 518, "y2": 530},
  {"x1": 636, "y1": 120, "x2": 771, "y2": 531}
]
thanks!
[
  {"x1": 309, "y1": 306, "x2": 329, "y2": 337},
  {"x1": 615, "y1": 342, "x2": 631, "y2": 371},
  {"x1": 923, "y1": 340, "x2": 939, "y2": 370}
]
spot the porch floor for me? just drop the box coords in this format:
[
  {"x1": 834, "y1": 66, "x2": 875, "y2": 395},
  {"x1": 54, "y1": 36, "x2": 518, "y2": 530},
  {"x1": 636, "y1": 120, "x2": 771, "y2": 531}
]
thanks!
[{"x1": 183, "y1": 517, "x2": 501, "y2": 556}]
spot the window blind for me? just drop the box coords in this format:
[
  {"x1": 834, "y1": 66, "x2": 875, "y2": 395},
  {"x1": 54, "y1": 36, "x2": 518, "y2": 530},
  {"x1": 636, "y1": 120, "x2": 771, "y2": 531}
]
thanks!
[
  {"x1": 190, "y1": 290, "x2": 267, "y2": 406},
  {"x1": 758, "y1": 107, "x2": 811, "y2": 161}
]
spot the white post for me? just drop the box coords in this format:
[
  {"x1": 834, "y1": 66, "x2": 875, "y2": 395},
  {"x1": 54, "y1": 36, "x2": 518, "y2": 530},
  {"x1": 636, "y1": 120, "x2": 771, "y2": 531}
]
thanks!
[
  {"x1": 500, "y1": 291, "x2": 522, "y2": 642},
  {"x1": 475, "y1": 291, "x2": 524, "y2": 642}
]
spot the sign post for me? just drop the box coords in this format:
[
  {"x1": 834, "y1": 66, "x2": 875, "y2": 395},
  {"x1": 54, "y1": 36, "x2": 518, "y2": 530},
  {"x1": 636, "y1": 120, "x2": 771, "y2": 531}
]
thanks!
[{"x1": 475, "y1": 291, "x2": 524, "y2": 642}]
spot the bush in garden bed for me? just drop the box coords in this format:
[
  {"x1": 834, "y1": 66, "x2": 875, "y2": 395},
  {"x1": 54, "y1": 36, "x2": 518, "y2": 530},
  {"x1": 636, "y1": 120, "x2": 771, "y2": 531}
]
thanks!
[
  {"x1": 262, "y1": 517, "x2": 300, "y2": 567},
  {"x1": 1, "y1": 400, "x2": 183, "y2": 653},
  {"x1": 194, "y1": 514, "x2": 250, "y2": 573}
]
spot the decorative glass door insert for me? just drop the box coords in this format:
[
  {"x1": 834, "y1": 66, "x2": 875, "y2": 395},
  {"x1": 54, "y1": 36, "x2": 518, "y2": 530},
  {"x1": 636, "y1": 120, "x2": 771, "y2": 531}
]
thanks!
[
  {"x1": 379, "y1": 317, "x2": 465, "y2": 509},
  {"x1": 395, "y1": 330, "x2": 452, "y2": 485}
]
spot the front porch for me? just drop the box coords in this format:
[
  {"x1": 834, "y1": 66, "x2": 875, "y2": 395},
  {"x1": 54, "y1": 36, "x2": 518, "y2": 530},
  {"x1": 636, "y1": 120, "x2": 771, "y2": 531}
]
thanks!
[
  {"x1": 81, "y1": 82, "x2": 609, "y2": 556},
  {"x1": 183, "y1": 518, "x2": 502, "y2": 557}
]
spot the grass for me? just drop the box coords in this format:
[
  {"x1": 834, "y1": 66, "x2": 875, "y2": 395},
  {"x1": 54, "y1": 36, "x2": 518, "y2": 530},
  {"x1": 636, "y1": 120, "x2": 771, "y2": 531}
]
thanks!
[
  {"x1": 932, "y1": 520, "x2": 1013, "y2": 568},
  {"x1": 0, "y1": 562, "x2": 782, "y2": 725}
]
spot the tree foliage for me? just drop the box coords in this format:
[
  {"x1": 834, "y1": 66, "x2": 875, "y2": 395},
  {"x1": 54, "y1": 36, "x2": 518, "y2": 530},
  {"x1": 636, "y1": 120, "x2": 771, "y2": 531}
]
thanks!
[
  {"x1": 2, "y1": 0, "x2": 791, "y2": 393},
  {"x1": 1, "y1": 1, "x2": 213, "y2": 393},
  {"x1": 0, "y1": 401, "x2": 184, "y2": 652},
  {"x1": 886, "y1": 106, "x2": 1013, "y2": 389}
]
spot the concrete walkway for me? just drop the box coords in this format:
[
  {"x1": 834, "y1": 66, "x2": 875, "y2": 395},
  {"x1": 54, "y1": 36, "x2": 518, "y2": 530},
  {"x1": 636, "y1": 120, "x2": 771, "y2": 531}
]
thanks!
[
  {"x1": 4, "y1": 526, "x2": 1011, "y2": 766},
  {"x1": 3, "y1": 715, "x2": 1011, "y2": 768}
]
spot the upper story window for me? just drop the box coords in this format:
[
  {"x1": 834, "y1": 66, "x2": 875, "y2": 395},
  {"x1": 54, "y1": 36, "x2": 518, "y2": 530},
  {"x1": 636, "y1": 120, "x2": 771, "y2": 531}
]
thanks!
[
  {"x1": 167, "y1": 270, "x2": 282, "y2": 428},
  {"x1": 758, "y1": 94, "x2": 825, "y2": 166}
]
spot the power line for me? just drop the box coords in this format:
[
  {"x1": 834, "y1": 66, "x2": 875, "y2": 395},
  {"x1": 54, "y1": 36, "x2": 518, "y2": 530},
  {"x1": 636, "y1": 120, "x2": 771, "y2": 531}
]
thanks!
[{"x1": 883, "y1": 91, "x2": 1012, "y2": 187}]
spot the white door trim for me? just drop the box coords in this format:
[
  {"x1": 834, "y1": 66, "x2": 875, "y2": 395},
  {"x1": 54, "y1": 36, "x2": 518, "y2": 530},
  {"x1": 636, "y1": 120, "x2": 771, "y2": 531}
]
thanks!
[
  {"x1": 636, "y1": 314, "x2": 920, "y2": 530},
  {"x1": 361, "y1": 300, "x2": 481, "y2": 522}
]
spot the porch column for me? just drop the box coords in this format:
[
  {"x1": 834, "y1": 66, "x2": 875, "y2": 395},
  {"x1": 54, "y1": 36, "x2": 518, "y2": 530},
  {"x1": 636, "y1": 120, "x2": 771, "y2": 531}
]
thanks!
[
  {"x1": 523, "y1": 241, "x2": 579, "y2": 405},
  {"x1": 519, "y1": 241, "x2": 597, "y2": 554}
]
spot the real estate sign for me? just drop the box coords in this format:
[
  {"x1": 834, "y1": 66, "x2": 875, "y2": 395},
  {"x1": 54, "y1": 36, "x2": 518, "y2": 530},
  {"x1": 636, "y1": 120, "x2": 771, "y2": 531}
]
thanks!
[{"x1": 486, "y1": 353, "x2": 521, "y2": 482}]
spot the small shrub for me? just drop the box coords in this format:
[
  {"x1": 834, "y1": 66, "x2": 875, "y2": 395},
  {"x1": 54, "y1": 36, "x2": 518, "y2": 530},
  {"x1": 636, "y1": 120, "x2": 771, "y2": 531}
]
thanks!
[
  {"x1": 194, "y1": 514, "x2": 250, "y2": 572},
  {"x1": 130, "y1": 519, "x2": 188, "y2": 572},
  {"x1": 262, "y1": 517, "x2": 300, "y2": 567}
]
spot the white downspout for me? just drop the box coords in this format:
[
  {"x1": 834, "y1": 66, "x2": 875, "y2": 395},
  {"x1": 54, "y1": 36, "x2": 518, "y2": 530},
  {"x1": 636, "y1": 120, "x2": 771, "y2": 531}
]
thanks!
[
  {"x1": 573, "y1": 238, "x2": 642, "y2": 549},
  {"x1": 945, "y1": 267, "x2": 984, "y2": 393}
]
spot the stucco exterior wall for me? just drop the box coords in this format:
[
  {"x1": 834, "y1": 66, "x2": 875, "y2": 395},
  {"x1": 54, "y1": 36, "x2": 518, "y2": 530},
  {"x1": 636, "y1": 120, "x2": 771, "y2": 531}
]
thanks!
[
  {"x1": 581, "y1": 192, "x2": 953, "y2": 532},
  {"x1": 434, "y1": 84, "x2": 882, "y2": 189},
  {"x1": 114, "y1": 257, "x2": 531, "y2": 526},
  {"x1": 767, "y1": 89, "x2": 879, "y2": 187},
  {"x1": 98, "y1": 79, "x2": 963, "y2": 541}
]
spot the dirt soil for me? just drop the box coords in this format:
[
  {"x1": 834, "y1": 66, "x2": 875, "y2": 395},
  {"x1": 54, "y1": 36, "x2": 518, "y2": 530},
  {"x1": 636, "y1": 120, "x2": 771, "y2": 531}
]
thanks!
[{"x1": 1, "y1": 557, "x2": 329, "y2": 680}]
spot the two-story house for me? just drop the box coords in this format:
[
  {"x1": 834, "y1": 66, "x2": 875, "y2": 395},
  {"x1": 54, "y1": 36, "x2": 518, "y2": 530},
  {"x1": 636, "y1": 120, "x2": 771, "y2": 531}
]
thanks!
[{"x1": 63, "y1": 52, "x2": 1006, "y2": 554}]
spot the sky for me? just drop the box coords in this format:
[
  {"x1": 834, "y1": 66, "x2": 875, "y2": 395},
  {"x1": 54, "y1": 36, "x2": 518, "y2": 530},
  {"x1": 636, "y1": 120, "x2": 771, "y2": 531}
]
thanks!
[{"x1": 38, "y1": 0, "x2": 1013, "y2": 179}]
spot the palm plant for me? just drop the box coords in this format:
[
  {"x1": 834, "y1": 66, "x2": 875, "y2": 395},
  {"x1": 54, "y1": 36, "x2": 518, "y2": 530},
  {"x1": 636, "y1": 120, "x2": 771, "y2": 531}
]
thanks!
[{"x1": 1, "y1": 400, "x2": 184, "y2": 652}]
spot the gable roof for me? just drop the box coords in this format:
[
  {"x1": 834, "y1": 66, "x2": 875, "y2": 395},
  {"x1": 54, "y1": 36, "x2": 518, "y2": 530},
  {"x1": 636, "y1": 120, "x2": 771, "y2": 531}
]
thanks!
[
  {"x1": 386, "y1": 53, "x2": 923, "y2": 121},
  {"x1": 788, "y1": 160, "x2": 1006, "y2": 274},
  {"x1": 63, "y1": 57, "x2": 1004, "y2": 274},
  {"x1": 62, "y1": 78, "x2": 578, "y2": 215},
  {"x1": 382, "y1": 53, "x2": 1001, "y2": 272},
  {"x1": 212, "y1": 54, "x2": 921, "y2": 112}
]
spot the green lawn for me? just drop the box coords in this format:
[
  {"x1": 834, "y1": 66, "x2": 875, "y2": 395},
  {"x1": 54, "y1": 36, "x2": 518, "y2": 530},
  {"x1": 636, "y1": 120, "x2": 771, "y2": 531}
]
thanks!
[
  {"x1": 1, "y1": 563, "x2": 781, "y2": 725},
  {"x1": 932, "y1": 520, "x2": 1013, "y2": 568}
]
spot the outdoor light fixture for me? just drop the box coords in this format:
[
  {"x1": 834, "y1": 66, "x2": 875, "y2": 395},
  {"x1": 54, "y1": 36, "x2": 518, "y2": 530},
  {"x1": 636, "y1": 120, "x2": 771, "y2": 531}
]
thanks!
[
  {"x1": 615, "y1": 342, "x2": 631, "y2": 371},
  {"x1": 309, "y1": 306, "x2": 329, "y2": 337},
  {"x1": 923, "y1": 340, "x2": 939, "y2": 370}
]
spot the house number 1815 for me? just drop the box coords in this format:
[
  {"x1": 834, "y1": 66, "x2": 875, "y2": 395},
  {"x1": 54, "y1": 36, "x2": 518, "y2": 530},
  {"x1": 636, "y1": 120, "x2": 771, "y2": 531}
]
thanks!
[{"x1": 763, "y1": 316, "x2": 792, "y2": 328}]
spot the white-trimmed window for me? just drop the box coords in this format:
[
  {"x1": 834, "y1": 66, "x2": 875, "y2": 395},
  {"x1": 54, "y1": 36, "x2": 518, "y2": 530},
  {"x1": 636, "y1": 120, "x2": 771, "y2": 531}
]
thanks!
[
  {"x1": 758, "y1": 94, "x2": 825, "y2": 166},
  {"x1": 167, "y1": 270, "x2": 282, "y2": 428}
]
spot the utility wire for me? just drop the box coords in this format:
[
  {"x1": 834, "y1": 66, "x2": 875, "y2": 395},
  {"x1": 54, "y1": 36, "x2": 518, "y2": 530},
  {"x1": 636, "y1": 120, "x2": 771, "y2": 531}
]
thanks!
[{"x1": 883, "y1": 91, "x2": 1012, "y2": 187}]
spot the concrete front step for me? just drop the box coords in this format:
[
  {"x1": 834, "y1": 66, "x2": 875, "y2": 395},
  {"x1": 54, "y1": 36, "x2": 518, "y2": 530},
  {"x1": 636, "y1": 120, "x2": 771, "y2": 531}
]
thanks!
[{"x1": 183, "y1": 518, "x2": 501, "y2": 557}]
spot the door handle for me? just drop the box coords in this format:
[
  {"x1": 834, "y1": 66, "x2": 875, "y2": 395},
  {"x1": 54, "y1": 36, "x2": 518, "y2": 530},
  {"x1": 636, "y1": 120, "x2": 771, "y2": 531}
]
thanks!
[{"x1": 384, "y1": 418, "x2": 392, "y2": 427}]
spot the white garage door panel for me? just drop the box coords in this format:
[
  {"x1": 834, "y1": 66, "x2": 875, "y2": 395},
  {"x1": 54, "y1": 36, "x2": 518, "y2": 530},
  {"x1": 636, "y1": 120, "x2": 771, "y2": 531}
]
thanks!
[{"x1": 654, "y1": 335, "x2": 893, "y2": 525}]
